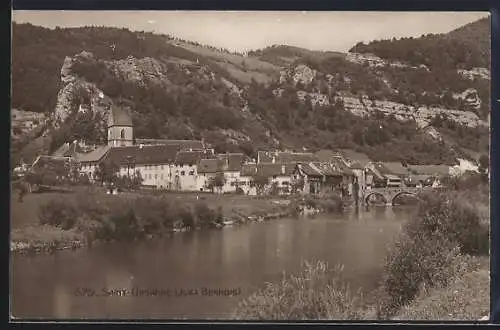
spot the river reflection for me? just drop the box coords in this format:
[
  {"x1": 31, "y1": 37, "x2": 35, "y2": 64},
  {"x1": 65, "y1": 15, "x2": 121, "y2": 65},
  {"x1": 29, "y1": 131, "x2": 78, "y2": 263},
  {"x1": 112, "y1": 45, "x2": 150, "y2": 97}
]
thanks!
[{"x1": 11, "y1": 205, "x2": 416, "y2": 319}]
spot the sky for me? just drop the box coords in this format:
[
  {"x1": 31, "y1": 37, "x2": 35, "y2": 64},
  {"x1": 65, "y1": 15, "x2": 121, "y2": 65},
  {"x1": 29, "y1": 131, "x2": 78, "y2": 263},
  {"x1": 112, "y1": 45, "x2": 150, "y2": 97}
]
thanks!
[{"x1": 12, "y1": 11, "x2": 489, "y2": 53}]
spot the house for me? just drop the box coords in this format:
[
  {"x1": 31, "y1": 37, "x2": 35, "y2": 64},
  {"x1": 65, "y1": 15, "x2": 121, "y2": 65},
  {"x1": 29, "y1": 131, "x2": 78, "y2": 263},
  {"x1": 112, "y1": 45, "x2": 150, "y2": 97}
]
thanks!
[
  {"x1": 407, "y1": 164, "x2": 451, "y2": 187},
  {"x1": 76, "y1": 145, "x2": 112, "y2": 181},
  {"x1": 239, "y1": 163, "x2": 294, "y2": 195},
  {"x1": 172, "y1": 150, "x2": 206, "y2": 191},
  {"x1": 239, "y1": 164, "x2": 258, "y2": 195},
  {"x1": 218, "y1": 153, "x2": 246, "y2": 192},
  {"x1": 100, "y1": 144, "x2": 179, "y2": 188},
  {"x1": 197, "y1": 158, "x2": 224, "y2": 192},
  {"x1": 30, "y1": 155, "x2": 75, "y2": 182},
  {"x1": 365, "y1": 162, "x2": 404, "y2": 187},
  {"x1": 292, "y1": 162, "x2": 354, "y2": 196}
]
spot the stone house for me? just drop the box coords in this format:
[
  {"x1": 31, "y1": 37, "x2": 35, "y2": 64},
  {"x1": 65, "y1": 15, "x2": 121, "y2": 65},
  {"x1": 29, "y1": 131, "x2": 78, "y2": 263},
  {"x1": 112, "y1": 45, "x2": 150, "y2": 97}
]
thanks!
[{"x1": 292, "y1": 162, "x2": 354, "y2": 196}]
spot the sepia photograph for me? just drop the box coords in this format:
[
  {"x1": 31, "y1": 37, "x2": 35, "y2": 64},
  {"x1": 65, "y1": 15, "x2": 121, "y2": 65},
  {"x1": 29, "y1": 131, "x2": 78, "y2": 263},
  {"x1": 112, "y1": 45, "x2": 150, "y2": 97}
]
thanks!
[{"x1": 10, "y1": 10, "x2": 491, "y2": 321}]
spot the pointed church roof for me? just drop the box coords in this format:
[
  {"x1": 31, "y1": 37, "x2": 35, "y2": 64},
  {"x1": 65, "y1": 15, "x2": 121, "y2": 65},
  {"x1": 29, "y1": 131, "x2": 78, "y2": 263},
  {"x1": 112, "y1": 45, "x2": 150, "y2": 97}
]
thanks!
[{"x1": 107, "y1": 105, "x2": 133, "y2": 127}]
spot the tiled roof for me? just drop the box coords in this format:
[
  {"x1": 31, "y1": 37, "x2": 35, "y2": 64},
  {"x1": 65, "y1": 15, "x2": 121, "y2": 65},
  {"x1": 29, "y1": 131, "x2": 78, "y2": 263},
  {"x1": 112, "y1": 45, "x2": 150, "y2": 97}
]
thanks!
[
  {"x1": 299, "y1": 163, "x2": 323, "y2": 176},
  {"x1": 408, "y1": 165, "x2": 451, "y2": 176},
  {"x1": 349, "y1": 162, "x2": 364, "y2": 170},
  {"x1": 52, "y1": 142, "x2": 84, "y2": 157},
  {"x1": 338, "y1": 149, "x2": 371, "y2": 167},
  {"x1": 198, "y1": 159, "x2": 224, "y2": 173},
  {"x1": 377, "y1": 162, "x2": 409, "y2": 176},
  {"x1": 409, "y1": 174, "x2": 433, "y2": 182},
  {"x1": 108, "y1": 105, "x2": 133, "y2": 127},
  {"x1": 241, "y1": 164, "x2": 257, "y2": 176},
  {"x1": 297, "y1": 160, "x2": 353, "y2": 177},
  {"x1": 76, "y1": 146, "x2": 111, "y2": 163},
  {"x1": 135, "y1": 139, "x2": 205, "y2": 150},
  {"x1": 175, "y1": 150, "x2": 204, "y2": 165},
  {"x1": 31, "y1": 156, "x2": 72, "y2": 173},
  {"x1": 241, "y1": 163, "x2": 294, "y2": 177},
  {"x1": 314, "y1": 149, "x2": 338, "y2": 162},
  {"x1": 103, "y1": 145, "x2": 179, "y2": 166},
  {"x1": 258, "y1": 151, "x2": 317, "y2": 164},
  {"x1": 219, "y1": 153, "x2": 245, "y2": 171}
]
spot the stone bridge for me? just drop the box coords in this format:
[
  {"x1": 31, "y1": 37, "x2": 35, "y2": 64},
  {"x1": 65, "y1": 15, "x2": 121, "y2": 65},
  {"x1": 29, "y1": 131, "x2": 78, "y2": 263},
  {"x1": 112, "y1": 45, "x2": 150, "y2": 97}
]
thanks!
[{"x1": 361, "y1": 187, "x2": 430, "y2": 205}]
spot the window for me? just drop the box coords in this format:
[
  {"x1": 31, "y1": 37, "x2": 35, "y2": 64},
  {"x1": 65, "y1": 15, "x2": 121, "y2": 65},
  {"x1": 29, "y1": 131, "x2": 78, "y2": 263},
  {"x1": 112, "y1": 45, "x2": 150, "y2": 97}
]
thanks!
[
  {"x1": 282, "y1": 181, "x2": 289, "y2": 186},
  {"x1": 120, "y1": 129, "x2": 125, "y2": 139},
  {"x1": 155, "y1": 174, "x2": 158, "y2": 179},
  {"x1": 161, "y1": 165, "x2": 164, "y2": 170},
  {"x1": 161, "y1": 174, "x2": 164, "y2": 179},
  {"x1": 272, "y1": 175, "x2": 277, "y2": 179},
  {"x1": 189, "y1": 170, "x2": 195, "y2": 175},
  {"x1": 148, "y1": 174, "x2": 152, "y2": 179},
  {"x1": 181, "y1": 171, "x2": 185, "y2": 176}
]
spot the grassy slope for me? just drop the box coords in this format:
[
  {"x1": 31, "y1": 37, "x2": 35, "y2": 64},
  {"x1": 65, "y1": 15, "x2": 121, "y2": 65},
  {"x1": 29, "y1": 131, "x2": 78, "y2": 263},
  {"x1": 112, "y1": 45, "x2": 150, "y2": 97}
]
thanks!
[{"x1": 394, "y1": 261, "x2": 489, "y2": 320}]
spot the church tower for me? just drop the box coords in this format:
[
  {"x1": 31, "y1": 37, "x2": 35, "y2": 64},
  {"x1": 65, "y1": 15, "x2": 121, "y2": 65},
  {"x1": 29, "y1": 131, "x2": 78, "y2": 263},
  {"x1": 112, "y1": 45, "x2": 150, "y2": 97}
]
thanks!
[{"x1": 107, "y1": 105, "x2": 133, "y2": 147}]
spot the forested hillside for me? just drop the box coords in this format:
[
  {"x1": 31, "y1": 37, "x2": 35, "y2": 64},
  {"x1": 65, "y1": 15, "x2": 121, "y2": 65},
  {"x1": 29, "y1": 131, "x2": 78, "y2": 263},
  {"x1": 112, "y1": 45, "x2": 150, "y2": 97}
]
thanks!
[
  {"x1": 10, "y1": 18, "x2": 490, "y2": 166},
  {"x1": 349, "y1": 17, "x2": 490, "y2": 70}
]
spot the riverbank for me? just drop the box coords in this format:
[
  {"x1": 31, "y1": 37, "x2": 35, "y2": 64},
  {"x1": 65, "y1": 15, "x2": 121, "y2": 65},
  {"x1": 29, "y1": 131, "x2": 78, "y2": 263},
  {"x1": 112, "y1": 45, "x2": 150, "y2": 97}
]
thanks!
[
  {"x1": 233, "y1": 179, "x2": 490, "y2": 321},
  {"x1": 11, "y1": 187, "x2": 342, "y2": 255}
]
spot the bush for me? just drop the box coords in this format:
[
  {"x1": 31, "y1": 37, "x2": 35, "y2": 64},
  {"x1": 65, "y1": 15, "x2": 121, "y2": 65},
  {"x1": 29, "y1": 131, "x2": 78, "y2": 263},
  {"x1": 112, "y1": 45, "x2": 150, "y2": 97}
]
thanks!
[
  {"x1": 133, "y1": 196, "x2": 171, "y2": 234},
  {"x1": 378, "y1": 232, "x2": 461, "y2": 318},
  {"x1": 408, "y1": 192, "x2": 489, "y2": 255},
  {"x1": 378, "y1": 190, "x2": 489, "y2": 318},
  {"x1": 194, "y1": 202, "x2": 217, "y2": 228},
  {"x1": 233, "y1": 261, "x2": 362, "y2": 320},
  {"x1": 38, "y1": 199, "x2": 79, "y2": 230},
  {"x1": 319, "y1": 194, "x2": 343, "y2": 213}
]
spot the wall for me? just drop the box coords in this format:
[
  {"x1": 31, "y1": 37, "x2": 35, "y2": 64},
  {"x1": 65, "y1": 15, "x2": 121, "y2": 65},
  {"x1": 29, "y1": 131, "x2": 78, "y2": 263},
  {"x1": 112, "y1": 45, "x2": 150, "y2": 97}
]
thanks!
[
  {"x1": 131, "y1": 164, "x2": 173, "y2": 189},
  {"x1": 171, "y1": 164, "x2": 199, "y2": 191}
]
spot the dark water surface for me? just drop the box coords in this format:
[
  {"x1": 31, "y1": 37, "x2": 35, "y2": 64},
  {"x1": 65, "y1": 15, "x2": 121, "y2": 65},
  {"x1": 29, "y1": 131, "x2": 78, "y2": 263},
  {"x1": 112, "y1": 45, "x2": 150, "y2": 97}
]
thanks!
[{"x1": 11, "y1": 206, "x2": 417, "y2": 319}]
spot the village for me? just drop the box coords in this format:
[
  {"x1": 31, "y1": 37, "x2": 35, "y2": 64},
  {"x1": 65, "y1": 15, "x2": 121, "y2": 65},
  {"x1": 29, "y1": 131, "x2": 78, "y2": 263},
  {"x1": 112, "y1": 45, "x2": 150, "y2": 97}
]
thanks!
[{"x1": 13, "y1": 101, "x2": 478, "y2": 204}]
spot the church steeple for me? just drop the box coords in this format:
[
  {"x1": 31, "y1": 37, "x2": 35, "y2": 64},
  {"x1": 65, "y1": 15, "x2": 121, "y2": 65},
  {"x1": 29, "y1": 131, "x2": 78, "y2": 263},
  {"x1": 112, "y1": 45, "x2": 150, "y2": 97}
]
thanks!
[{"x1": 107, "y1": 105, "x2": 133, "y2": 147}]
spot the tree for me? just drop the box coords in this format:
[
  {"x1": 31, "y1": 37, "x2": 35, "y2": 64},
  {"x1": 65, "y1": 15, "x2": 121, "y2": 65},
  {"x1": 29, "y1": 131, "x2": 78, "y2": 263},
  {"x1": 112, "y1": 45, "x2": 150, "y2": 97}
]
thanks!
[
  {"x1": 94, "y1": 160, "x2": 120, "y2": 185},
  {"x1": 208, "y1": 172, "x2": 226, "y2": 193},
  {"x1": 252, "y1": 172, "x2": 269, "y2": 195}
]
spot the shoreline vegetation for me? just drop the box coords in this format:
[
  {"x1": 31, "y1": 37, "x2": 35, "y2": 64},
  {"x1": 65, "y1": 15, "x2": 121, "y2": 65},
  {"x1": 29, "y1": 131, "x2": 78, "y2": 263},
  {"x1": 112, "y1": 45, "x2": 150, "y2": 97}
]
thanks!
[
  {"x1": 10, "y1": 187, "x2": 343, "y2": 255},
  {"x1": 232, "y1": 174, "x2": 490, "y2": 321}
]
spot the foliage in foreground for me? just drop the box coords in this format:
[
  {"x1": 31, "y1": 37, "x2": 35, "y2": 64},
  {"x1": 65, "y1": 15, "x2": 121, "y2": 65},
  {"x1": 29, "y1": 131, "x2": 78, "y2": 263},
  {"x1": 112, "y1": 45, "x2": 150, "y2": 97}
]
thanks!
[
  {"x1": 232, "y1": 261, "x2": 362, "y2": 320},
  {"x1": 377, "y1": 190, "x2": 489, "y2": 318}
]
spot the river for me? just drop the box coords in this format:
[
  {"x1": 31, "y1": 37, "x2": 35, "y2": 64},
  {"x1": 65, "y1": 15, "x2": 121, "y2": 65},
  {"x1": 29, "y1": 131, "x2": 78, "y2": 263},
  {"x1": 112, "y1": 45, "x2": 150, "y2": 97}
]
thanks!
[{"x1": 11, "y1": 205, "x2": 417, "y2": 320}]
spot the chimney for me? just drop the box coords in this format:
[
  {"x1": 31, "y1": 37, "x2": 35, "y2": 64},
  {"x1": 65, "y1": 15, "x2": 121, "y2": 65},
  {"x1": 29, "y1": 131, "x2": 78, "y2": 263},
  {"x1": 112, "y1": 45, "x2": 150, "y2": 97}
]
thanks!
[{"x1": 281, "y1": 165, "x2": 286, "y2": 175}]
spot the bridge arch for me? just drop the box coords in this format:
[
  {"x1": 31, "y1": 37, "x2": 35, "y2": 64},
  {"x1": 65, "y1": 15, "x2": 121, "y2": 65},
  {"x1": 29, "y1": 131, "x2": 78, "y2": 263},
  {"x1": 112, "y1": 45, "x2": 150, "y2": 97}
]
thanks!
[
  {"x1": 391, "y1": 191, "x2": 418, "y2": 205},
  {"x1": 364, "y1": 192, "x2": 388, "y2": 205}
]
